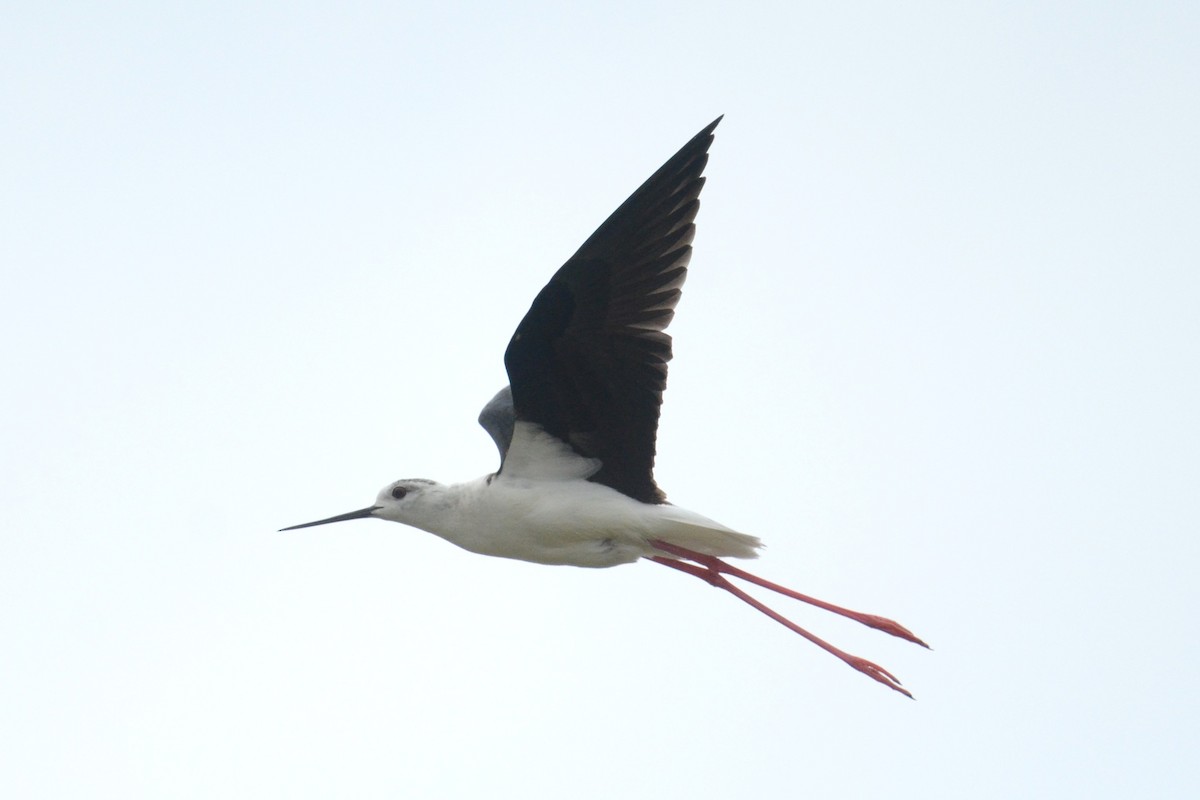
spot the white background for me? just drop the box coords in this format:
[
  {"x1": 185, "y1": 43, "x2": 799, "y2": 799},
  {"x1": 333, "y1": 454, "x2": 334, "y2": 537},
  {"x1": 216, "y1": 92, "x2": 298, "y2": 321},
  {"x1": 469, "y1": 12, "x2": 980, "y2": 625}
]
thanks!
[{"x1": 3, "y1": 2, "x2": 1197, "y2": 797}]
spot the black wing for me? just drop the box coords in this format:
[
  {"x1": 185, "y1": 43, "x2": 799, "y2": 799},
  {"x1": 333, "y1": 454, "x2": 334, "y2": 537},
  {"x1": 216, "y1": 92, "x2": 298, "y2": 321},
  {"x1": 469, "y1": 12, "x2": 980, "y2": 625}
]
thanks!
[{"x1": 502, "y1": 117, "x2": 720, "y2": 503}]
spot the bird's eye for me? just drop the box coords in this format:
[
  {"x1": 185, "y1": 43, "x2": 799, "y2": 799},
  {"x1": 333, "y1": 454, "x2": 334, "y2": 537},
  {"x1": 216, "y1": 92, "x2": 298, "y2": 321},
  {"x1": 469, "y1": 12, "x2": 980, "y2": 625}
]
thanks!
[{"x1": 391, "y1": 486, "x2": 408, "y2": 500}]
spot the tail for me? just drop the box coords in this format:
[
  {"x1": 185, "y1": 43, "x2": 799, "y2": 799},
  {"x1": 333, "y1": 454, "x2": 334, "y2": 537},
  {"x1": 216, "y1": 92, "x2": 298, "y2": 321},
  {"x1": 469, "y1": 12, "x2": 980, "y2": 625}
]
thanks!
[{"x1": 649, "y1": 506, "x2": 762, "y2": 559}]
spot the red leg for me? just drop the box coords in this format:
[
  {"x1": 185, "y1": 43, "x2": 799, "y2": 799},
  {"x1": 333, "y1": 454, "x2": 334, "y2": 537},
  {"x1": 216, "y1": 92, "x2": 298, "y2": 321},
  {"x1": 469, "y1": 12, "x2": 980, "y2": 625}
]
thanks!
[
  {"x1": 649, "y1": 543, "x2": 925, "y2": 698},
  {"x1": 650, "y1": 540, "x2": 928, "y2": 648}
]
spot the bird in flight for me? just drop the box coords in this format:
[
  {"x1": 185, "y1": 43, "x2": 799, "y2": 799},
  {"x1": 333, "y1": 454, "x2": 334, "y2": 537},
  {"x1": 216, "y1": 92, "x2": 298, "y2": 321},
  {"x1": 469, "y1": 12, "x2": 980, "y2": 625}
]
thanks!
[{"x1": 283, "y1": 117, "x2": 927, "y2": 696}]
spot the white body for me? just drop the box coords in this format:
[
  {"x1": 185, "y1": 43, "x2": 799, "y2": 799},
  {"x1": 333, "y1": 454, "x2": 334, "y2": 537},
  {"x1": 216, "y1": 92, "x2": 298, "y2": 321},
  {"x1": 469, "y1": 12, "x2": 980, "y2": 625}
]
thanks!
[{"x1": 374, "y1": 422, "x2": 761, "y2": 568}]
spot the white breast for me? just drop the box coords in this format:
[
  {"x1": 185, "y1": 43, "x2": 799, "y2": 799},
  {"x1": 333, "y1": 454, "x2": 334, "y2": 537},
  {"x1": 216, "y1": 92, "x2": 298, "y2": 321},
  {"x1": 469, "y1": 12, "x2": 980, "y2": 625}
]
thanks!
[{"x1": 421, "y1": 471, "x2": 761, "y2": 568}]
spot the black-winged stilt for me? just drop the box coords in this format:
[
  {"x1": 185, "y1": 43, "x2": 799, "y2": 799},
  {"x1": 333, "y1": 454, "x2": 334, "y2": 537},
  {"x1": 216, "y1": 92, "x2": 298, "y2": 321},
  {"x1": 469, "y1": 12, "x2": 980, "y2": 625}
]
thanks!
[{"x1": 283, "y1": 117, "x2": 927, "y2": 696}]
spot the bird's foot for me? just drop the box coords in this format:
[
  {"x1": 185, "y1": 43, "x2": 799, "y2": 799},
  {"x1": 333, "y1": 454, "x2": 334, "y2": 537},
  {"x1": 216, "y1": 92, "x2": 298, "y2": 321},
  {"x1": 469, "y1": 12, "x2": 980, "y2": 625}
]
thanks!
[{"x1": 840, "y1": 654, "x2": 913, "y2": 699}]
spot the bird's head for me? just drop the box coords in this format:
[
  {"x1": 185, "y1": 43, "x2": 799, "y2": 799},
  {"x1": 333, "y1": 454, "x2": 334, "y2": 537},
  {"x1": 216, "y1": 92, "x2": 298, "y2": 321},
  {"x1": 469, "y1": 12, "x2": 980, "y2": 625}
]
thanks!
[
  {"x1": 371, "y1": 478, "x2": 443, "y2": 524},
  {"x1": 279, "y1": 478, "x2": 443, "y2": 531}
]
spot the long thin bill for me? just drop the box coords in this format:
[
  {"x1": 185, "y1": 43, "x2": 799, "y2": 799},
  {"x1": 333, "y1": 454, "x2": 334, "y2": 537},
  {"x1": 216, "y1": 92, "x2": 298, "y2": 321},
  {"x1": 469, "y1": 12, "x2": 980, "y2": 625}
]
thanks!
[{"x1": 279, "y1": 506, "x2": 381, "y2": 531}]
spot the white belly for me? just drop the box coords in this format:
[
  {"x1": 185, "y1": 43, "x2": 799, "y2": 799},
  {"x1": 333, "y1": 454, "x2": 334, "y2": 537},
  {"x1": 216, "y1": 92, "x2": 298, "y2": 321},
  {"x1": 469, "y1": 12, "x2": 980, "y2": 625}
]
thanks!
[{"x1": 427, "y1": 475, "x2": 761, "y2": 568}]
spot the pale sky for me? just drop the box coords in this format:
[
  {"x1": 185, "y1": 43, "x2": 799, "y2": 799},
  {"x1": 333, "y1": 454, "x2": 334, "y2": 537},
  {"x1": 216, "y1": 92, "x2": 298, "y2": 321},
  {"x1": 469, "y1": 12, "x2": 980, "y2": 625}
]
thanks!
[{"x1": 3, "y1": 2, "x2": 1198, "y2": 797}]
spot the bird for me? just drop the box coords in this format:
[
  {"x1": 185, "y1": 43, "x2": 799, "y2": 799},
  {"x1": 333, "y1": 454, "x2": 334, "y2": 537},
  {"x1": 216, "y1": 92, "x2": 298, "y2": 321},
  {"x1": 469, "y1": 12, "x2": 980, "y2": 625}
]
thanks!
[{"x1": 282, "y1": 116, "x2": 928, "y2": 697}]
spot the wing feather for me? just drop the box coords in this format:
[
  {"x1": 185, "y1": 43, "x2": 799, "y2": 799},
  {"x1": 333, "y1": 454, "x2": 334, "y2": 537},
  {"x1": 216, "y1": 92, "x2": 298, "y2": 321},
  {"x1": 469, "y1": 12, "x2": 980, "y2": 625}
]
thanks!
[{"x1": 501, "y1": 117, "x2": 721, "y2": 502}]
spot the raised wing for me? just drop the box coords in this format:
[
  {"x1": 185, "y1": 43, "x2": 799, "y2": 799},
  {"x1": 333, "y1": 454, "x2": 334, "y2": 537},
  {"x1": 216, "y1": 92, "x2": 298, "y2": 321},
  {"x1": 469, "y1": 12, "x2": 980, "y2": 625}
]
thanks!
[{"x1": 501, "y1": 117, "x2": 720, "y2": 503}]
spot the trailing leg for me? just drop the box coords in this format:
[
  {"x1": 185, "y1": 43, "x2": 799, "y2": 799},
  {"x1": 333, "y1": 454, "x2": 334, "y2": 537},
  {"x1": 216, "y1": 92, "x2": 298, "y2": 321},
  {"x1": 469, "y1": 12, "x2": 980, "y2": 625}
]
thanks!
[
  {"x1": 649, "y1": 547, "x2": 921, "y2": 698},
  {"x1": 651, "y1": 540, "x2": 928, "y2": 647}
]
